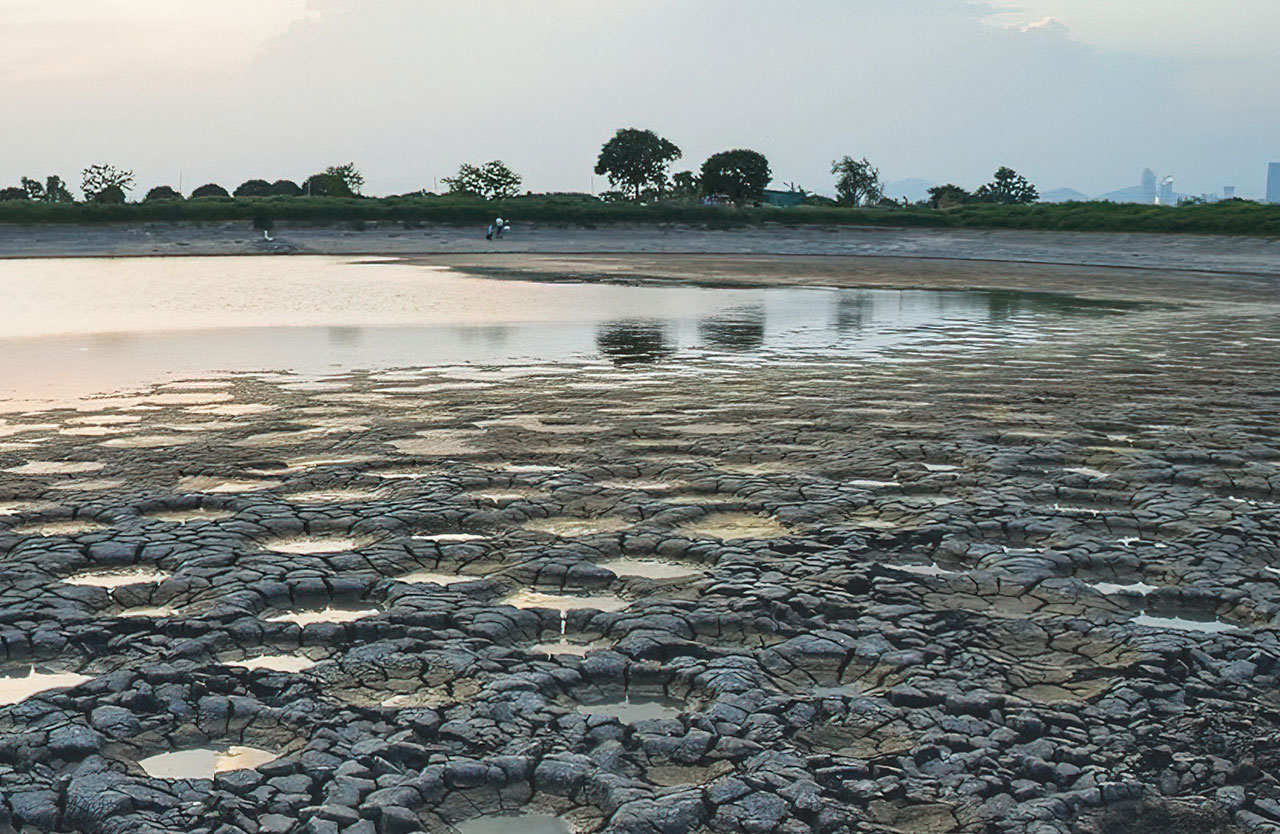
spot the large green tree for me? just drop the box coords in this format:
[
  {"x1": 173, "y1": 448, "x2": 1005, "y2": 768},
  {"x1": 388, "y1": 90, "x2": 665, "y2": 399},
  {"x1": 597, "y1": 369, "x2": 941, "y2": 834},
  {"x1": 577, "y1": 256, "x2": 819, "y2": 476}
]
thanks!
[
  {"x1": 831, "y1": 156, "x2": 883, "y2": 207},
  {"x1": 700, "y1": 149, "x2": 771, "y2": 204},
  {"x1": 927, "y1": 183, "x2": 973, "y2": 209},
  {"x1": 442, "y1": 160, "x2": 522, "y2": 200},
  {"x1": 975, "y1": 166, "x2": 1038, "y2": 204},
  {"x1": 595, "y1": 128, "x2": 682, "y2": 201}
]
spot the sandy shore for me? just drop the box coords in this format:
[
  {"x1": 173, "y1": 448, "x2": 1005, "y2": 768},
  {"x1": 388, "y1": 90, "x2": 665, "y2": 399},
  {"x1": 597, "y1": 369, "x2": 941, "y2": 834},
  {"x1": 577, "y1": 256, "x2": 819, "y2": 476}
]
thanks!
[{"x1": 2, "y1": 221, "x2": 1279, "y2": 279}]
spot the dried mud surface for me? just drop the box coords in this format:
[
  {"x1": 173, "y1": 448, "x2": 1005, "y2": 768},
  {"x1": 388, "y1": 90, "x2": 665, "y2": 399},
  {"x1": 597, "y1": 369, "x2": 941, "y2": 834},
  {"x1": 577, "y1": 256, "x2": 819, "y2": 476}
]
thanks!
[{"x1": 0, "y1": 259, "x2": 1278, "y2": 834}]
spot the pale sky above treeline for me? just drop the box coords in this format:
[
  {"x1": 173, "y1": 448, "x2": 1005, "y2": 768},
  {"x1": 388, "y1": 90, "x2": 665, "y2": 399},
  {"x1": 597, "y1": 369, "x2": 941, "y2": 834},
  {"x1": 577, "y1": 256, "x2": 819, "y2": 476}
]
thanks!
[{"x1": 2, "y1": 0, "x2": 1275, "y2": 198}]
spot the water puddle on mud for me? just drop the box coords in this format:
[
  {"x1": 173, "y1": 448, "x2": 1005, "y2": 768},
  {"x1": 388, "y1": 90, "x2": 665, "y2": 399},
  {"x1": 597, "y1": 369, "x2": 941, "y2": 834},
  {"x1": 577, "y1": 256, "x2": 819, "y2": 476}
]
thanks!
[
  {"x1": 413, "y1": 533, "x2": 487, "y2": 543},
  {"x1": 522, "y1": 517, "x2": 631, "y2": 537},
  {"x1": 13, "y1": 519, "x2": 109, "y2": 536},
  {"x1": 597, "y1": 479, "x2": 683, "y2": 492},
  {"x1": 1090, "y1": 581, "x2": 1159, "y2": 596},
  {"x1": 118, "y1": 605, "x2": 177, "y2": 618},
  {"x1": 456, "y1": 814, "x2": 571, "y2": 834},
  {"x1": 677, "y1": 512, "x2": 789, "y2": 541},
  {"x1": 283, "y1": 489, "x2": 385, "y2": 504},
  {"x1": 1130, "y1": 612, "x2": 1239, "y2": 633},
  {"x1": 0, "y1": 668, "x2": 92, "y2": 705},
  {"x1": 175, "y1": 476, "x2": 281, "y2": 494},
  {"x1": 260, "y1": 536, "x2": 366, "y2": 554},
  {"x1": 398, "y1": 570, "x2": 477, "y2": 586},
  {"x1": 501, "y1": 590, "x2": 630, "y2": 614},
  {"x1": 598, "y1": 558, "x2": 703, "y2": 580},
  {"x1": 529, "y1": 639, "x2": 612, "y2": 659},
  {"x1": 228, "y1": 655, "x2": 319, "y2": 673},
  {"x1": 575, "y1": 693, "x2": 686, "y2": 722},
  {"x1": 891, "y1": 563, "x2": 959, "y2": 577},
  {"x1": 138, "y1": 746, "x2": 280, "y2": 780},
  {"x1": 145, "y1": 507, "x2": 235, "y2": 524},
  {"x1": 5, "y1": 461, "x2": 105, "y2": 476},
  {"x1": 265, "y1": 607, "x2": 380, "y2": 626},
  {"x1": 64, "y1": 568, "x2": 171, "y2": 589}
]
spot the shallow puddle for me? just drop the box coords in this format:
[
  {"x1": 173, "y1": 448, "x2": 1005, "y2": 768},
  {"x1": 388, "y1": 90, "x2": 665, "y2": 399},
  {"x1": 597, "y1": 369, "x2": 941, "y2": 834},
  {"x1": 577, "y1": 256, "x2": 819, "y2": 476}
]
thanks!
[
  {"x1": 677, "y1": 512, "x2": 789, "y2": 541},
  {"x1": 64, "y1": 568, "x2": 171, "y2": 589},
  {"x1": 1090, "y1": 580, "x2": 1158, "y2": 596},
  {"x1": 13, "y1": 519, "x2": 109, "y2": 536},
  {"x1": 413, "y1": 533, "x2": 487, "y2": 544},
  {"x1": 398, "y1": 570, "x2": 476, "y2": 585},
  {"x1": 575, "y1": 694, "x2": 686, "y2": 722},
  {"x1": 528, "y1": 639, "x2": 612, "y2": 659},
  {"x1": 138, "y1": 746, "x2": 280, "y2": 780},
  {"x1": 5, "y1": 461, "x2": 105, "y2": 476},
  {"x1": 1130, "y1": 612, "x2": 1238, "y2": 633},
  {"x1": 501, "y1": 590, "x2": 630, "y2": 614},
  {"x1": 228, "y1": 654, "x2": 319, "y2": 673},
  {"x1": 522, "y1": 517, "x2": 631, "y2": 537},
  {"x1": 283, "y1": 489, "x2": 385, "y2": 504},
  {"x1": 145, "y1": 507, "x2": 235, "y2": 524},
  {"x1": 891, "y1": 563, "x2": 959, "y2": 577},
  {"x1": 456, "y1": 814, "x2": 571, "y2": 834},
  {"x1": 264, "y1": 607, "x2": 380, "y2": 626},
  {"x1": 118, "y1": 605, "x2": 177, "y2": 618},
  {"x1": 598, "y1": 558, "x2": 702, "y2": 580},
  {"x1": 0, "y1": 668, "x2": 92, "y2": 706},
  {"x1": 260, "y1": 536, "x2": 365, "y2": 554},
  {"x1": 175, "y1": 475, "x2": 281, "y2": 494}
]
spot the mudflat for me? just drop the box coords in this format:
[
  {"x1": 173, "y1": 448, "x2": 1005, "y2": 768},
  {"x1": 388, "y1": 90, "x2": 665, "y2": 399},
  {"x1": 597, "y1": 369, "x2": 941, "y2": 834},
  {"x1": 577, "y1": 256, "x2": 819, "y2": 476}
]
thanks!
[{"x1": 0, "y1": 247, "x2": 1275, "y2": 833}]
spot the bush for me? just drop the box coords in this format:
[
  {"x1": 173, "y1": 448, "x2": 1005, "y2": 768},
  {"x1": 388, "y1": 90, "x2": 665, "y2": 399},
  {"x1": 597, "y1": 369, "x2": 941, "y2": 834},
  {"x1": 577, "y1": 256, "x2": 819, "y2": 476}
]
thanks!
[
  {"x1": 234, "y1": 179, "x2": 274, "y2": 198},
  {"x1": 91, "y1": 185, "x2": 126, "y2": 204},
  {"x1": 0, "y1": 187, "x2": 28, "y2": 201},
  {"x1": 190, "y1": 183, "x2": 230, "y2": 199},
  {"x1": 269, "y1": 179, "x2": 303, "y2": 197},
  {"x1": 144, "y1": 186, "x2": 183, "y2": 202},
  {"x1": 302, "y1": 173, "x2": 352, "y2": 198}
]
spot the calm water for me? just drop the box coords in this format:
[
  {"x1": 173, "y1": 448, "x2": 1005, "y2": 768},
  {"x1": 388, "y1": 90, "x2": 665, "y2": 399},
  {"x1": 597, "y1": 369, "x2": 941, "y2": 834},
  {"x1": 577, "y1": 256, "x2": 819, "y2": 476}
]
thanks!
[{"x1": 0, "y1": 256, "x2": 1132, "y2": 409}]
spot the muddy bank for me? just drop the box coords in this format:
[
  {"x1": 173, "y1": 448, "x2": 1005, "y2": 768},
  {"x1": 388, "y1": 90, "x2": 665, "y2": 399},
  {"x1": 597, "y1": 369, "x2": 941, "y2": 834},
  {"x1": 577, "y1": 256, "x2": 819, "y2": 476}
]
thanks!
[
  {"x1": 3, "y1": 221, "x2": 1280, "y2": 279},
  {"x1": 0, "y1": 264, "x2": 1277, "y2": 832}
]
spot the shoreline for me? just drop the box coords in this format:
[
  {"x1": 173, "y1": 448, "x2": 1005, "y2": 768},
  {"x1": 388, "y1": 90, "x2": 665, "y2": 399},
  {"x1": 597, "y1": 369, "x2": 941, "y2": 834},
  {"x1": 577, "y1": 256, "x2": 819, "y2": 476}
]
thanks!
[{"x1": 2, "y1": 222, "x2": 1279, "y2": 279}]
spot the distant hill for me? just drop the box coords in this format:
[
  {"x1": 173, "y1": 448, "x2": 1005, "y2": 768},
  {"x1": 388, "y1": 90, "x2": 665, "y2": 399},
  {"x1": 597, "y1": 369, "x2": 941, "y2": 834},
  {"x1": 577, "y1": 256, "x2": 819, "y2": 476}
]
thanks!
[
  {"x1": 884, "y1": 178, "x2": 938, "y2": 203},
  {"x1": 1040, "y1": 187, "x2": 1090, "y2": 204},
  {"x1": 1097, "y1": 185, "x2": 1147, "y2": 203}
]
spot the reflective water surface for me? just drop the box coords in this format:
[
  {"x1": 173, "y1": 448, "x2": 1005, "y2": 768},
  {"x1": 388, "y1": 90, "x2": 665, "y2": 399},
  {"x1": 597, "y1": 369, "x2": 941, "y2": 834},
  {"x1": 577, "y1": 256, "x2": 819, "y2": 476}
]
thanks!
[{"x1": 0, "y1": 257, "x2": 1136, "y2": 409}]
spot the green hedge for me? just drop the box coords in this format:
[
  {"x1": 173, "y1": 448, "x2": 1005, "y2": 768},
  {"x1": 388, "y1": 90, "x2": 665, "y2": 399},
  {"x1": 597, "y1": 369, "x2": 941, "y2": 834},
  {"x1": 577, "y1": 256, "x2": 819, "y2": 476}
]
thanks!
[{"x1": 1, "y1": 195, "x2": 1278, "y2": 237}]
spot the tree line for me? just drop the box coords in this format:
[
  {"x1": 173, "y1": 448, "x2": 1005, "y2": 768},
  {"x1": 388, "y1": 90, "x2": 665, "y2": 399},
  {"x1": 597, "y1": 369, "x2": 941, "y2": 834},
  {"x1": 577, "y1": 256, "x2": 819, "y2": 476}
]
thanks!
[{"x1": 0, "y1": 130, "x2": 1039, "y2": 208}]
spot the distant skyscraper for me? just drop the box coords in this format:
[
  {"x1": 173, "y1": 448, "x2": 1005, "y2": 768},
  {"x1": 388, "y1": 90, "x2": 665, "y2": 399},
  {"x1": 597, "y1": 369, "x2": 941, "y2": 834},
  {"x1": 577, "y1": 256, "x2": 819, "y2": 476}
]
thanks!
[
  {"x1": 1224, "y1": 186, "x2": 1236, "y2": 199},
  {"x1": 1140, "y1": 168, "x2": 1157, "y2": 204},
  {"x1": 1158, "y1": 176, "x2": 1175, "y2": 205},
  {"x1": 1268, "y1": 163, "x2": 1280, "y2": 204}
]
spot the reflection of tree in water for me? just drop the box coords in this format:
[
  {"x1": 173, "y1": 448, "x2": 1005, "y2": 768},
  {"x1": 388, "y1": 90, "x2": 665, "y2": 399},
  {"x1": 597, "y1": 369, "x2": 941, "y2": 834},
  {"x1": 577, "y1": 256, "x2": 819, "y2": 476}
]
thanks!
[
  {"x1": 985, "y1": 290, "x2": 1135, "y2": 322},
  {"x1": 698, "y1": 307, "x2": 765, "y2": 351},
  {"x1": 326, "y1": 326, "x2": 363, "y2": 346},
  {"x1": 596, "y1": 320, "x2": 675, "y2": 365},
  {"x1": 833, "y1": 293, "x2": 875, "y2": 333}
]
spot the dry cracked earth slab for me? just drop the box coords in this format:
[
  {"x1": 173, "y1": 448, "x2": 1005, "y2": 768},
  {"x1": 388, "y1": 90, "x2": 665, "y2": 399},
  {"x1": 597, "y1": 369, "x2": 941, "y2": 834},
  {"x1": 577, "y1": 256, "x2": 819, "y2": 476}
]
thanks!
[{"x1": 0, "y1": 284, "x2": 1279, "y2": 834}]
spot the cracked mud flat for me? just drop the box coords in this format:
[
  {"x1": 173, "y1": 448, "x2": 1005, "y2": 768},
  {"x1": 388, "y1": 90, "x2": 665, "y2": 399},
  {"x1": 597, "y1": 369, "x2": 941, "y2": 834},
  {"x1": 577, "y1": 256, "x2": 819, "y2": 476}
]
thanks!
[{"x1": 0, "y1": 258, "x2": 1279, "y2": 834}]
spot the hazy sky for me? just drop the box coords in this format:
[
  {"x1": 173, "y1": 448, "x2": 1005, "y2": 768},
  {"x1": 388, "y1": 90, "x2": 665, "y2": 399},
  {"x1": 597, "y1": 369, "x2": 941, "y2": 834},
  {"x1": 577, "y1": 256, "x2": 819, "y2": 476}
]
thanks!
[{"x1": 3, "y1": 0, "x2": 1276, "y2": 198}]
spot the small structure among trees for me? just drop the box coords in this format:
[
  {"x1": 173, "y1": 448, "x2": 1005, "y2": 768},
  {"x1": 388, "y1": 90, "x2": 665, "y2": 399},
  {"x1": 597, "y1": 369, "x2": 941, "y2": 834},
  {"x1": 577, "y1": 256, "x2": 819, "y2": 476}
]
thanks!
[
  {"x1": 700, "y1": 150, "x2": 771, "y2": 205},
  {"x1": 594, "y1": 128, "x2": 682, "y2": 201},
  {"x1": 442, "y1": 161, "x2": 523, "y2": 200}
]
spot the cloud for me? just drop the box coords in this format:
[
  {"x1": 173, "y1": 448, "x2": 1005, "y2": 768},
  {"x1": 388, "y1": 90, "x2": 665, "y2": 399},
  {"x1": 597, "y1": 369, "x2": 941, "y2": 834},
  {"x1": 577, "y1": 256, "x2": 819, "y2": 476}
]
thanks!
[{"x1": 1019, "y1": 16, "x2": 1071, "y2": 38}]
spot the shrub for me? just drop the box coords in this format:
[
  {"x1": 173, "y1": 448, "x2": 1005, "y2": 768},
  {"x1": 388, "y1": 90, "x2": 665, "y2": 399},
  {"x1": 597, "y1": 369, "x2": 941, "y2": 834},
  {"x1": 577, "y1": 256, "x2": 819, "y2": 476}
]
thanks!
[
  {"x1": 144, "y1": 186, "x2": 183, "y2": 202},
  {"x1": 91, "y1": 184, "x2": 126, "y2": 204},
  {"x1": 0, "y1": 187, "x2": 28, "y2": 201},
  {"x1": 269, "y1": 179, "x2": 303, "y2": 197},
  {"x1": 190, "y1": 183, "x2": 231, "y2": 199},
  {"x1": 234, "y1": 179, "x2": 274, "y2": 198}
]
